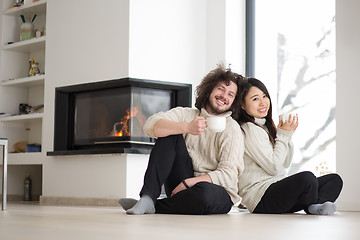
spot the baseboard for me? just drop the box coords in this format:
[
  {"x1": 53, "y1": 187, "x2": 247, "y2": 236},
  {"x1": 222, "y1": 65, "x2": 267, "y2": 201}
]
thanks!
[
  {"x1": 39, "y1": 196, "x2": 119, "y2": 207},
  {"x1": 0, "y1": 194, "x2": 40, "y2": 202},
  {"x1": 337, "y1": 200, "x2": 360, "y2": 212}
]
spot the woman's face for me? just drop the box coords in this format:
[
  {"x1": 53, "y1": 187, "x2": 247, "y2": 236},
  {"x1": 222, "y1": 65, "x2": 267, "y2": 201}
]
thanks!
[{"x1": 242, "y1": 86, "x2": 270, "y2": 119}]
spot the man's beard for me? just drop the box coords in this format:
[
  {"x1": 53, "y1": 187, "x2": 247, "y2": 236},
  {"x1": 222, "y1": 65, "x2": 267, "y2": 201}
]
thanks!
[
  {"x1": 207, "y1": 102, "x2": 230, "y2": 115},
  {"x1": 207, "y1": 95, "x2": 231, "y2": 114}
]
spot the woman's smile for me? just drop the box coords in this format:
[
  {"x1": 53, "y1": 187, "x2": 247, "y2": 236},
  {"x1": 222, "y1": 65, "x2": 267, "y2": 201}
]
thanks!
[{"x1": 258, "y1": 107, "x2": 268, "y2": 113}]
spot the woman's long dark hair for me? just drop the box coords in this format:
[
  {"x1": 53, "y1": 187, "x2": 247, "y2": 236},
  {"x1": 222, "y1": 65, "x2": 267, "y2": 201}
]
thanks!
[
  {"x1": 236, "y1": 78, "x2": 277, "y2": 146},
  {"x1": 195, "y1": 64, "x2": 244, "y2": 120}
]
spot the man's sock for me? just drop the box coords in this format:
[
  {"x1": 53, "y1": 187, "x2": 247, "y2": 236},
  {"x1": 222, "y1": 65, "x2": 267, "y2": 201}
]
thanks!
[
  {"x1": 308, "y1": 201, "x2": 337, "y2": 215},
  {"x1": 118, "y1": 198, "x2": 138, "y2": 211},
  {"x1": 126, "y1": 195, "x2": 155, "y2": 215}
]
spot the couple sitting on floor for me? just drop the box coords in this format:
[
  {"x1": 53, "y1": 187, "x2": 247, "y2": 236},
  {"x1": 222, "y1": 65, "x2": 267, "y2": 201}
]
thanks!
[{"x1": 119, "y1": 64, "x2": 343, "y2": 215}]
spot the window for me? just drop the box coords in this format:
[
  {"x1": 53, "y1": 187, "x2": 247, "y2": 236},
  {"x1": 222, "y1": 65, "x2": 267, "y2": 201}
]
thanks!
[{"x1": 248, "y1": 0, "x2": 336, "y2": 175}]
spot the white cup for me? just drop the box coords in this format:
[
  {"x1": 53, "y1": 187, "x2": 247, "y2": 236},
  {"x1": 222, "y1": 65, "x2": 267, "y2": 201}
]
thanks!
[
  {"x1": 279, "y1": 112, "x2": 297, "y2": 122},
  {"x1": 207, "y1": 116, "x2": 226, "y2": 132}
]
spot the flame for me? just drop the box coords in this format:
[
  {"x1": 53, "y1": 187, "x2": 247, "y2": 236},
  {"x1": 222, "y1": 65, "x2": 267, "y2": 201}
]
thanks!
[{"x1": 114, "y1": 107, "x2": 139, "y2": 137}]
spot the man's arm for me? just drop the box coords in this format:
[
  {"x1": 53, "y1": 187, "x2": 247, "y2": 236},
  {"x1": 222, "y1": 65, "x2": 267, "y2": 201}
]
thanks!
[
  {"x1": 152, "y1": 117, "x2": 207, "y2": 138},
  {"x1": 171, "y1": 174, "x2": 212, "y2": 196}
]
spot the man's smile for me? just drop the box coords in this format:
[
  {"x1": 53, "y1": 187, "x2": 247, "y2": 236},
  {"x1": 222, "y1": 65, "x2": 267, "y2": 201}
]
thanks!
[{"x1": 215, "y1": 96, "x2": 228, "y2": 106}]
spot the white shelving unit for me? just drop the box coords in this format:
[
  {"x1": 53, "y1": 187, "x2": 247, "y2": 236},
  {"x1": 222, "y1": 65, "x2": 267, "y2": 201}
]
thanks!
[
  {"x1": 1, "y1": 74, "x2": 45, "y2": 87},
  {"x1": 3, "y1": 0, "x2": 46, "y2": 16},
  {"x1": 2, "y1": 35, "x2": 45, "y2": 52},
  {"x1": 0, "y1": 0, "x2": 47, "y2": 163},
  {"x1": 7, "y1": 152, "x2": 44, "y2": 165},
  {"x1": 0, "y1": 112, "x2": 43, "y2": 122}
]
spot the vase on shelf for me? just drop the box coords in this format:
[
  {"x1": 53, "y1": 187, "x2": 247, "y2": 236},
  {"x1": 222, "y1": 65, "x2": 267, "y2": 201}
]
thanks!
[
  {"x1": 20, "y1": 22, "x2": 35, "y2": 41},
  {"x1": 20, "y1": 14, "x2": 37, "y2": 41}
]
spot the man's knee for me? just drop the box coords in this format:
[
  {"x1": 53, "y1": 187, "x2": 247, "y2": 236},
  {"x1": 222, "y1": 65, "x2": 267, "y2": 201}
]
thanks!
[{"x1": 191, "y1": 182, "x2": 233, "y2": 214}]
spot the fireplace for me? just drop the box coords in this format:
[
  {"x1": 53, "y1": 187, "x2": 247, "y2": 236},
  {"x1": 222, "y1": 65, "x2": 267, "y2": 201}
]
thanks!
[{"x1": 47, "y1": 78, "x2": 192, "y2": 155}]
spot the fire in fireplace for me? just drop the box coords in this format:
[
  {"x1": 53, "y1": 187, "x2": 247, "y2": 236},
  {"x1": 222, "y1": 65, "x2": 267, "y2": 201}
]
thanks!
[
  {"x1": 47, "y1": 78, "x2": 192, "y2": 155},
  {"x1": 110, "y1": 106, "x2": 140, "y2": 138}
]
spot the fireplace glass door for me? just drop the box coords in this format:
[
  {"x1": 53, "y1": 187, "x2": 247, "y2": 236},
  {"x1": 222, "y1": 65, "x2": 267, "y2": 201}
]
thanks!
[{"x1": 73, "y1": 87, "x2": 172, "y2": 146}]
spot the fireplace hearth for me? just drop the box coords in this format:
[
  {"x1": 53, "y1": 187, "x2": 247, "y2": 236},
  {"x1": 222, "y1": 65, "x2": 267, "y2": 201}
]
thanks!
[{"x1": 47, "y1": 78, "x2": 191, "y2": 156}]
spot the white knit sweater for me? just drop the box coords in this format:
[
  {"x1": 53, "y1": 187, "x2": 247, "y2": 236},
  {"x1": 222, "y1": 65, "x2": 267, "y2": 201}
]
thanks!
[
  {"x1": 143, "y1": 107, "x2": 244, "y2": 204},
  {"x1": 238, "y1": 118, "x2": 294, "y2": 212}
]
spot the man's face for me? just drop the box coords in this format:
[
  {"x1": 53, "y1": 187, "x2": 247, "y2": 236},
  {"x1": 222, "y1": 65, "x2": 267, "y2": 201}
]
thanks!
[{"x1": 206, "y1": 81, "x2": 237, "y2": 115}]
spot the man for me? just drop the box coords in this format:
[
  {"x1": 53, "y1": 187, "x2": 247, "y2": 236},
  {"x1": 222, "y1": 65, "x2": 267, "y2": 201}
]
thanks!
[{"x1": 119, "y1": 64, "x2": 245, "y2": 215}]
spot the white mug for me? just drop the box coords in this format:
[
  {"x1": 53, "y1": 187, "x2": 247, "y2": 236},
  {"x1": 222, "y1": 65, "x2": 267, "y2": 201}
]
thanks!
[
  {"x1": 279, "y1": 112, "x2": 297, "y2": 122},
  {"x1": 207, "y1": 116, "x2": 226, "y2": 132}
]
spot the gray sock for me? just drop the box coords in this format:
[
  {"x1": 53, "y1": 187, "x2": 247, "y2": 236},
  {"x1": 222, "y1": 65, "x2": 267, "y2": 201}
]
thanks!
[
  {"x1": 126, "y1": 195, "x2": 155, "y2": 215},
  {"x1": 118, "y1": 198, "x2": 138, "y2": 211},
  {"x1": 308, "y1": 201, "x2": 337, "y2": 215}
]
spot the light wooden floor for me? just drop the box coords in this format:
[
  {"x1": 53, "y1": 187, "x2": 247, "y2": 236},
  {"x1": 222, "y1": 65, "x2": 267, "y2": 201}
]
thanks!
[{"x1": 1, "y1": 203, "x2": 359, "y2": 240}]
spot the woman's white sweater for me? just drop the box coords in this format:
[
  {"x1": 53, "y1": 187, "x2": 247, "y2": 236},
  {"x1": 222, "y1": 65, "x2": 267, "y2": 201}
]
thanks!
[
  {"x1": 143, "y1": 107, "x2": 244, "y2": 204},
  {"x1": 238, "y1": 118, "x2": 294, "y2": 212}
]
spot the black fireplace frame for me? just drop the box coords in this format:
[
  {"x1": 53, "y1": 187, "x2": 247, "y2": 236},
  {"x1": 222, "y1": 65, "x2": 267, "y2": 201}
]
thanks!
[{"x1": 47, "y1": 77, "x2": 192, "y2": 156}]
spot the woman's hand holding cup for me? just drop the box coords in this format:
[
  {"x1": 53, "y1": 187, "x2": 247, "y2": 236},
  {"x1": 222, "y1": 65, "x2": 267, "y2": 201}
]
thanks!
[{"x1": 278, "y1": 113, "x2": 299, "y2": 131}]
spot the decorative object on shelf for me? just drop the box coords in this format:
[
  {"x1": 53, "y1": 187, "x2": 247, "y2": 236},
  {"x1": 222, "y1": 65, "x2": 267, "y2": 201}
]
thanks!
[
  {"x1": 28, "y1": 58, "x2": 33, "y2": 72},
  {"x1": 29, "y1": 62, "x2": 40, "y2": 76},
  {"x1": 29, "y1": 104, "x2": 44, "y2": 113},
  {"x1": 28, "y1": 58, "x2": 40, "y2": 76},
  {"x1": 14, "y1": 141, "x2": 28, "y2": 153},
  {"x1": 24, "y1": 173, "x2": 32, "y2": 201},
  {"x1": 20, "y1": 14, "x2": 37, "y2": 41},
  {"x1": 35, "y1": 29, "x2": 41, "y2": 38},
  {"x1": 26, "y1": 143, "x2": 41, "y2": 152},
  {"x1": 11, "y1": 0, "x2": 24, "y2": 8},
  {"x1": 18, "y1": 103, "x2": 44, "y2": 114},
  {"x1": 19, "y1": 103, "x2": 31, "y2": 114}
]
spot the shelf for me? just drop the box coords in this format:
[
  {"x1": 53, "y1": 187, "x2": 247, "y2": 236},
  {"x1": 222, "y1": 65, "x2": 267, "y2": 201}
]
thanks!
[
  {"x1": 2, "y1": 152, "x2": 44, "y2": 165},
  {"x1": 1, "y1": 0, "x2": 47, "y2": 169},
  {"x1": 3, "y1": 0, "x2": 47, "y2": 16},
  {"x1": 2, "y1": 36, "x2": 46, "y2": 52},
  {"x1": 1, "y1": 74, "x2": 45, "y2": 87},
  {"x1": 0, "y1": 113, "x2": 43, "y2": 123}
]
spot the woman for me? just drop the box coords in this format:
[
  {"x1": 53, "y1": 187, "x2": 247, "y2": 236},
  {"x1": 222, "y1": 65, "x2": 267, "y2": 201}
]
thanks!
[{"x1": 236, "y1": 77, "x2": 343, "y2": 214}]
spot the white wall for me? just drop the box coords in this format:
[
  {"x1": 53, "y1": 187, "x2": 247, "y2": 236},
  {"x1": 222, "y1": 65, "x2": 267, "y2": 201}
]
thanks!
[
  {"x1": 42, "y1": 0, "x2": 230, "y2": 201},
  {"x1": 336, "y1": 0, "x2": 360, "y2": 211},
  {"x1": 129, "y1": 0, "x2": 207, "y2": 86},
  {"x1": 44, "y1": 0, "x2": 130, "y2": 88},
  {"x1": 43, "y1": 0, "x2": 133, "y2": 200}
]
